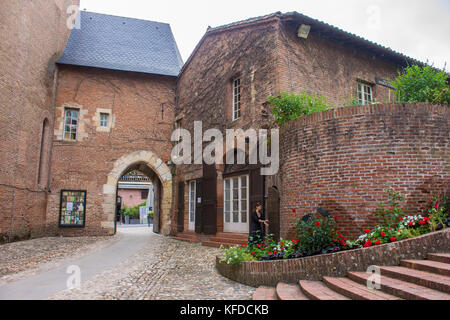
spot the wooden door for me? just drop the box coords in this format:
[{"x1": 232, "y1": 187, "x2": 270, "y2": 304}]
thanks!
[{"x1": 202, "y1": 164, "x2": 217, "y2": 234}]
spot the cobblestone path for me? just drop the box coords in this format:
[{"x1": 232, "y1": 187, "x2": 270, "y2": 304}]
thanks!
[{"x1": 0, "y1": 226, "x2": 255, "y2": 300}]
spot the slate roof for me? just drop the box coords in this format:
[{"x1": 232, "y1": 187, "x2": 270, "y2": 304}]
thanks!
[{"x1": 58, "y1": 11, "x2": 183, "y2": 77}]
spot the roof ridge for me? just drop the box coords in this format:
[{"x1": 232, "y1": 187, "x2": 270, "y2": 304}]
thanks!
[{"x1": 80, "y1": 10, "x2": 170, "y2": 26}]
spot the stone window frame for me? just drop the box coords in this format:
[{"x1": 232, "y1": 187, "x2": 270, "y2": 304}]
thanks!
[
  {"x1": 54, "y1": 102, "x2": 88, "y2": 142},
  {"x1": 63, "y1": 108, "x2": 80, "y2": 141},
  {"x1": 93, "y1": 108, "x2": 114, "y2": 133}
]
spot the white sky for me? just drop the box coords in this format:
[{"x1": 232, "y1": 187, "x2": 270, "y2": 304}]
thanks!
[{"x1": 79, "y1": 0, "x2": 450, "y2": 68}]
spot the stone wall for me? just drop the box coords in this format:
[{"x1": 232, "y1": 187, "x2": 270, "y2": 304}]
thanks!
[
  {"x1": 0, "y1": 0, "x2": 79, "y2": 242},
  {"x1": 47, "y1": 66, "x2": 175, "y2": 236},
  {"x1": 216, "y1": 229, "x2": 450, "y2": 287},
  {"x1": 280, "y1": 103, "x2": 449, "y2": 239}
]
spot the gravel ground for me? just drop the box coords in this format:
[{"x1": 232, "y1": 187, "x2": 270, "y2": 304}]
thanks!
[
  {"x1": 0, "y1": 234, "x2": 120, "y2": 285},
  {"x1": 50, "y1": 230, "x2": 255, "y2": 300},
  {"x1": 0, "y1": 228, "x2": 255, "y2": 300}
]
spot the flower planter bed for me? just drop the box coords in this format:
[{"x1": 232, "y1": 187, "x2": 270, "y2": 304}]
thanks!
[{"x1": 216, "y1": 229, "x2": 450, "y2": 287}]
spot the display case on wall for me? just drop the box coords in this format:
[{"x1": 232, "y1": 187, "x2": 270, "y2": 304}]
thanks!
[{"x1": 59, "y1": 190, "x2": 87, "y2": 228}]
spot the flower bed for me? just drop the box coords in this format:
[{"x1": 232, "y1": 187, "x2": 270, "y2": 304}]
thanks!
[
  {"x1": 216, "y1": 192, "x2": 449, "y2": 286},
  {"x1": 216, "y1": 229, "x2": 450, "y2": 287}
]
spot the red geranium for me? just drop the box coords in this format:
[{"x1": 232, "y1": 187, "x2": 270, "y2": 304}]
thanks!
[
  {"x1": 419, "y1": 220, "x2": 425, "y2": 226},
  {"x1": 409, "y1": 222, "x2": 413, "y2": 226},
  {"x1": 364, "y1": 240, "x2": 373, "y2": 247},
  {"x1": 251, "y1": 252, "x2": 256, "y2": 255},
  {"x1": 364, "y1": 229, "x2": 371, "y2": 233},
  {"x1": 267, "y1": 251, "x2": 272, "y2": 255},
  {"x1": 390, "y1": 237, "x2": 396, "y2": 242},
  {"x1": 315, "y1": 221, "x2": 321, "y2": 227},
  {"x1": 380, "y1": 232, "x2": 386, "y2": 237}
]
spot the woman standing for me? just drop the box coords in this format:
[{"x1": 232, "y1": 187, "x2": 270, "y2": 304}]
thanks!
[{"x1": 249, "y1": 203, "x2": 269, "y2": 245}]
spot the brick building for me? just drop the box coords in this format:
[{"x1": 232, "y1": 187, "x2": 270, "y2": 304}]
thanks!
[
  {"x1": 46, "y1": 11, "x2": 182, "y2": 236},
  {"x1": 0, "y1": 0, "x2": 79, "y2": 242},
  {"x1": 173, "y1": 12, "x2": 429, "y2": 246},
  {"x1": 1, "y1": 6, "x2": 447, "y2": 244}
]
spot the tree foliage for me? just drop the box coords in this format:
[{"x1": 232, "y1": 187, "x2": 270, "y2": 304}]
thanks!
[{"x1": 390, "y1": 65, "x2": 450, "y2": 105}]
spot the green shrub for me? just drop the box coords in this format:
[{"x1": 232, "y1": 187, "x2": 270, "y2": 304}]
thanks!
[
  {"x1": 376, "y1": 189, "x2": 405, "y2": 228},
  {"x1": 390, "y1": 65, "x2": 450, "y2": 104},
  {"x1": 123, "y1": 201, "x2": 146, "y2": 219},
  {"x1": 295, "y1": 215, "x2": 338, "y2": 255},
  {"x1": 219, "y1": 245, "x2": 257, "y2": 265},
  {"x1": 267, "y1": 92, "x2": 333, "y2": 125}
]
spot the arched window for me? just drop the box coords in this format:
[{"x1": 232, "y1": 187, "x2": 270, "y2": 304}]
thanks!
[{"x1": 37, "y1": 118, "x2": 50, "y2": 188}]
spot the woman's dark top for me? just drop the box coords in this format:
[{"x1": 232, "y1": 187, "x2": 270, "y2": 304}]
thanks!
[{"x1": 250, "y1": 210, "x2": 265, "y2": 235}]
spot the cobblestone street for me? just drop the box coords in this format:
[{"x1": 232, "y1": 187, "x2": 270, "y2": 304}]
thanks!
[{"x1": 0, "y1": 226, "x2": 255, "y2": 300}]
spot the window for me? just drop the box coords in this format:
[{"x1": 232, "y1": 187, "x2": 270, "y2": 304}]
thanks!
[
  {"x1": 141, "y1": 189, "x2": 149, "y2": 200},
  {"x1": 38, "y1": 119, "x2": 50, "y2": 187},
  {"x1": 189, "y1": 181, "x2": 196, "y2": 229},
  {"x1": 357, "y1": 82, "x2": 373, "y2": 105},
  {"x1": 232, "y1": 78, "x2": 241, "y2": 121},
  {"x1": 224, "y1": 175, "x2": 248, "y2": 224},
  {"x1": 64, "y1": 108, "x2": 79, "y2": 141},
  {"x1": 100, "y1": 113, "x2": 109, "y2": 127}
]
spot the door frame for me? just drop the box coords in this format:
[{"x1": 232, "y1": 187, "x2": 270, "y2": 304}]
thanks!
[
  {"x1": 188, "y1": 180, "x2": 196, "y2": 231},
  {"x1": 223, "y1": 174, "x2": 249, "y2": 233}
]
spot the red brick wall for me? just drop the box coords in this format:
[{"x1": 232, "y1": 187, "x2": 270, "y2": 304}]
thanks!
[
  {"x1": 280, "y1": 103, "x2": 449, "y2": 240},
  {"x1": 47, "y1": 65, "x2": 176, "y2": 236},
  {"x1": 276, "y1": 21, "x2": 399, "y2": 106},
  {"x1": 0, "y1": 0, "x2": 79, "y2": 242}
]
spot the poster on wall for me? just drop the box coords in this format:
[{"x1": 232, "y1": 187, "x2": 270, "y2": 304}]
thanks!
[{"x1": 59, "y1": 190, "x2": 86, "y2": 228}]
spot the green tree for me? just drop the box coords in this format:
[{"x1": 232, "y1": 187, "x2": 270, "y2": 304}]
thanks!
[{"x1": 390, "y1": 65, "x2": 450, "y2": 104}]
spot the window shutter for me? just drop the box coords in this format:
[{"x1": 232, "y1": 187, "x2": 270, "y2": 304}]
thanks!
[
  {"x1": 201, "y1": 164, "x2": 217, "y2": 234},
  {"x1": 249, "y1": 167, "x2": 265, "y2": 232},
  {"x1": 177, "y1": 182, "x2": 185, "y2": 233}
]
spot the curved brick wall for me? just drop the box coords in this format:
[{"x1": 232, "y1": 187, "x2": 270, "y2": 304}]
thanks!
[
  {"x1": 279, "y1": 103, "x2": 449, "y2": 239},
  {"x1": 216, "y1": 229, "x2": 450, "y2": 287}
]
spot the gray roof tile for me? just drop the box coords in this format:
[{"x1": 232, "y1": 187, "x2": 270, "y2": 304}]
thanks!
[{"x1": 58, "y1": 11, "x2": 183, "y2": 76}]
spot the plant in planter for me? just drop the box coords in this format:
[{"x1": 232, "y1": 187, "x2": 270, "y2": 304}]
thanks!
[{"x1": 295, "y1": 214, "x2": 348, "y2": 255}]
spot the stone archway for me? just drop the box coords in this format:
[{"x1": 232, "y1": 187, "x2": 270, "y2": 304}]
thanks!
[{"x1": 102, "y1": 151, "x2": 172, "y2": 235}]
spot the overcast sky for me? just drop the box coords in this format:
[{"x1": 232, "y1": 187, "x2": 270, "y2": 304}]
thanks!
[{"x1": 79, "y1": 0, "x2": 450, "y2": 69}]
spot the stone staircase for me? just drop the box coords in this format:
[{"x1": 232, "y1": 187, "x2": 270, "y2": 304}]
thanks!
[
  {"x1": 173, "y1": 231, "x2": 248, "y2": 248},
  {"x1": 201, "y1": 233, "x2": 248, "y2": 248},
  {"x1": 253, "y1": 253, "x2": 450, "y2": 300}
]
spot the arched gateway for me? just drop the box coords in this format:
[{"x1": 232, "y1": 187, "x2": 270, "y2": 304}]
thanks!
[{"x1": 102, "y1": 151, "x2": 173, "y2": 235}]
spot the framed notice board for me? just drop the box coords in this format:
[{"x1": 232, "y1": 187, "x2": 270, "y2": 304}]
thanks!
[{"x1": 59, "y1": 190, "x2": 87, "y2": 228}]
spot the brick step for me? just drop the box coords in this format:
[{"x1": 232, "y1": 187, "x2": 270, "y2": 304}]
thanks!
[
  {"x1": 348, "y1": 272, "x2": 450, "y2": 300},
  {"x1": 215, "y1": 232, "x2": 249, "y2": 240},
  {"x1": 209, "y1": 237, "x2": 247, "y2": 245},
  {"x1": 201, "y1": 241, "x2": 238, "y2": 248},
  {"x1": 401, "y1": 259, "x2": 450, "y2": 276},
  {"x1": 299, "y1": 280, "x2": 350, "y2": 300},
  {"x1": 252, "y1": 287, "x2": 278, "y2": 300},
  {"x1": 427, "y1": 253, "x2": 450, "y2": 264},
  {"x1": 380, "y1": 266, "x2": 450, "y2": 293},
  {"x1": 323, "y1": 277, "x2": 401, "y2": 300},
  {"x1": 275, "y1": 283, "x2": 309, "y2": 300}
]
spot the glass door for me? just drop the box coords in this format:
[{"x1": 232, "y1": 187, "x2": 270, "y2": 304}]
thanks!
[{"x1": 223, "y1": 175, "x2": 249, "y2": 233}]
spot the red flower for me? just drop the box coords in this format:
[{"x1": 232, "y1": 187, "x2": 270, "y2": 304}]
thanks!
[
  {"x1": 375, "y1": 240, "x2": 381, "y2": 245},
  {"x1": 390, "y1": 237, "x2": 396, "y2": 242},
  {"x1": 280, "y1": 242, "x2": 285, "y2": 246},
  {"x1": 292, "y1": 208, "x2": 296, "y2": 214},
  {"x1": 251, "y1": 252, "x2": 256, "y2": 255},
  {"x1": 274, "y1": 250, "x2": 278, "y2": 254},
  {"x1": 293, "y1": 240, "x2": 299, "y2": 244},
  {"x1": 364, "y1": 241, "x2": 373, "y2": 247},
  {"x1": 419, "y1": 220, "x2": 425, "y2": 226},
  {"x1": 434, "y1": 203, "x2": 439, "y2": 209},
  {"x1": 315, "y1": 221, "x2": 321, "y2": 227},
  {"x1": 380, "y1": 232, "x2": 386, "y2": 237},
  {"x1": 256, "y1": 244, "x2": 260, "y2": 247},
  {"x1": 364, "y1": 229, "x2": 371, "y2": 233},
  {"x1": 409, "y1": 222, "x2": 413, "y2": 226},
  {"x1": 334, "y1": 216, "x2": 338, "y2": 221},
  {"x1": 267, "y1": 251, "x2": 272, "y2": 255}
]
